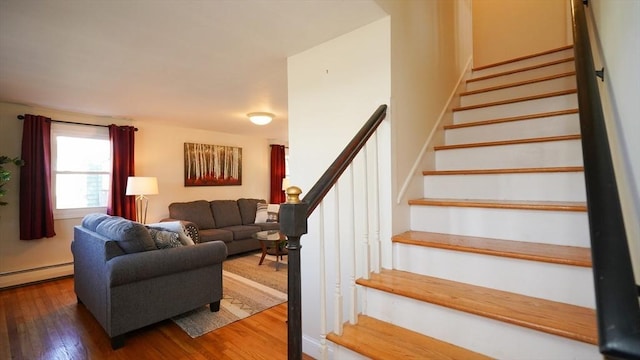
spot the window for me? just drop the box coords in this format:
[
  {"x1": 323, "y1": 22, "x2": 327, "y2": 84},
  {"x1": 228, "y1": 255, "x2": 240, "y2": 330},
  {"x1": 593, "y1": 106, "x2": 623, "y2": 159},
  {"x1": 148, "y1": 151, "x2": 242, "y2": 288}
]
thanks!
[{"x1": 51, "y1": 123, "x2": 111, "y2": 219}]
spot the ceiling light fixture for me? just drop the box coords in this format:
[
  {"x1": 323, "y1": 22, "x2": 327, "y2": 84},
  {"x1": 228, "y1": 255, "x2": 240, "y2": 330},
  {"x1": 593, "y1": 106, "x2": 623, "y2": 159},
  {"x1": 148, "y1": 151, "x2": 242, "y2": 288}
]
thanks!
[{"x1": 247, "y1": 112, "x2": 274, "y2": 125}]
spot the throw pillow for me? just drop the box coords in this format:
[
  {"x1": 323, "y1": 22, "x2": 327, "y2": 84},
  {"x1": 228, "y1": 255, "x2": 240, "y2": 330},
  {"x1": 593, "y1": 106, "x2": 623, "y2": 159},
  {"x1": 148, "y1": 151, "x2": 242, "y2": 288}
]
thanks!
[
  {"x1": 255, "y1": 203, "x2": 268, "y2": 223},
  {"x1": 147, "y1": 228, "x2": 183, "y2": 249},
  {"x1": 267, "y1": 204, "x2": 280, "y2": 223},
  {"x1": 146, "y1": 221, "x2": 195, "y2": 246}
]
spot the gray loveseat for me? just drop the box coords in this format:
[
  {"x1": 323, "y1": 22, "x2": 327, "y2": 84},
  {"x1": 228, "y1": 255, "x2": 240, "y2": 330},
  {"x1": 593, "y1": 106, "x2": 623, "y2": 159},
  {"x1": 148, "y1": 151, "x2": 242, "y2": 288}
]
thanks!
[
  {"x1": 164, "y1": 198, "x2": 279, "y2": 256},
  {"x1": 72, "y1": 213, "x2": 227, "y2": 349}
]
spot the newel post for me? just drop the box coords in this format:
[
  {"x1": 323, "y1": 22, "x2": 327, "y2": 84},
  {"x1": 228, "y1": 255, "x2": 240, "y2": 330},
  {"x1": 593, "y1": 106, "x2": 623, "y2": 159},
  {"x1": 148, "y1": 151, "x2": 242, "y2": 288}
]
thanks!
[{"x1": 280, "y1": 186, "x2": 308, "y2": 360}]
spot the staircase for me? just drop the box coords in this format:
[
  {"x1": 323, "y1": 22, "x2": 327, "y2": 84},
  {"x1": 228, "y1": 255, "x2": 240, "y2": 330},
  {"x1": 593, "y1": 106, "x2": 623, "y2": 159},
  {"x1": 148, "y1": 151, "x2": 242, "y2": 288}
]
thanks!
[{"x1": 326, "y1": 46, "x2": 600, "y2": 359}]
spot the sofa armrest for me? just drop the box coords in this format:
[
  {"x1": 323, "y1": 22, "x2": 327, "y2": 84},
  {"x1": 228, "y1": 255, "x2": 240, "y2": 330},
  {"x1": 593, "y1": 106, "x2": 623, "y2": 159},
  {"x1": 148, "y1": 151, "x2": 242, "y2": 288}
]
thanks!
[
  {"x1": 107, "y1": 240, "x2": 227, "y2": 287},
  {"x1": 161, "y1": 218, "x2": 201, "y2": 243}
]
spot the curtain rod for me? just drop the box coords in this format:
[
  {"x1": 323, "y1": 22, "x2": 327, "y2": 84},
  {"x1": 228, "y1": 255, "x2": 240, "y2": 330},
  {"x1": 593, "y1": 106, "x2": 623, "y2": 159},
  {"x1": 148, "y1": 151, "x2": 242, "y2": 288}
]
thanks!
[{"x1": 17, "y1": 115, "x2": 138, "y2": 131}]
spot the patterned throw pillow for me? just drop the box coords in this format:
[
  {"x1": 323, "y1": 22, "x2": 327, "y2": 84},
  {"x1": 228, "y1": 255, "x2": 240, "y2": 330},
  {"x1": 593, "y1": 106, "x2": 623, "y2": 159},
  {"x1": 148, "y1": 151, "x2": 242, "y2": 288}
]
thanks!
[
  {"x1": 147, "y1": 228, "x2": 183, "y2": 249},
  {"x1": 266, "y1": 204, "x2": 280, "y2": 223},
  {"x1": 147, "y1": 221, "x2": 195, "y2": 246},
  {"x1": 255, "y1": 203, "x2": 269, "y2": 223}
]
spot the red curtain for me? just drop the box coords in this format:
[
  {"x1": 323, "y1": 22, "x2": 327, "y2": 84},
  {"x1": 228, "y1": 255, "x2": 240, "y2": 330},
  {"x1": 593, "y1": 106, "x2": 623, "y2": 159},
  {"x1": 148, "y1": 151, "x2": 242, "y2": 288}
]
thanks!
[
  {"x1": 19, "y1": 114, "x2": 56, "y2": 240},
  {"x1": 270, "y1": 144, "x2": 286, "y2": 204},
  {"x1": 108, "y1": 125, "x2": 136, "y2": 220}
]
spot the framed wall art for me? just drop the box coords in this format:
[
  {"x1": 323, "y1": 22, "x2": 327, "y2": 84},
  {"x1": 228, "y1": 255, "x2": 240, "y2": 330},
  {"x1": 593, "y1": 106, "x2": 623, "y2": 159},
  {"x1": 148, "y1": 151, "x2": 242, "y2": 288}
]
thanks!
[{"x1": 184, "y1": 142, "x2": 242, "y2": 186}]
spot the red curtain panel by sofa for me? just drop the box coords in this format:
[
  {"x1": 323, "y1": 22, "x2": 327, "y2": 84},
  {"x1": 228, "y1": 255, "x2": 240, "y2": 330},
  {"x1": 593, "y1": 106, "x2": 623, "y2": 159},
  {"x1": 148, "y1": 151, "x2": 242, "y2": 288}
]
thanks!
[
  {"x1": 270, "y1": 144, "x2": 286, "y2": 204},
  {"x1": 19, "y1": 114, "x2": 56, "y2": 240},
  {"x1": 108, "y1": 125, "x2": 136, "y2": 220}
]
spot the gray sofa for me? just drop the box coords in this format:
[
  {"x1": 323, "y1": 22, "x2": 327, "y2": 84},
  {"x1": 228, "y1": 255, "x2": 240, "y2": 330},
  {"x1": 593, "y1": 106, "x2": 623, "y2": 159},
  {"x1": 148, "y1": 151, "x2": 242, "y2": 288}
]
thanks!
[
  {"x1": 164, "y1": 198, "x2": 279, "y2": 256},
  {"x1": 71, "y1": 213, "x2": 227, "y2": 349}
]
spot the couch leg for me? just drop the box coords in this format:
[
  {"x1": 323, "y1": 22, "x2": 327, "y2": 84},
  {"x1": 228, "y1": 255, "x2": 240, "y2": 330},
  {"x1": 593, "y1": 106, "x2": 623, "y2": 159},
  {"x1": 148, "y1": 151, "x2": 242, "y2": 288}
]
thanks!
[
  {"x1": 111, "y1": 335, "x2": 125, "y2": 349},
  {"x1": 210, "y1": 301, "x2": 221, "y2": 312}
]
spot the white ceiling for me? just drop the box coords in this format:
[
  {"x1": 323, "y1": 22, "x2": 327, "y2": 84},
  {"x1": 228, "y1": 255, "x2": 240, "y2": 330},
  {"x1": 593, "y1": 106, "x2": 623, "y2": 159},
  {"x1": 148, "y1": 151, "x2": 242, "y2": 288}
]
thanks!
[{"x1": 0, "y1": 0, "x2": 387, "y2": 143}]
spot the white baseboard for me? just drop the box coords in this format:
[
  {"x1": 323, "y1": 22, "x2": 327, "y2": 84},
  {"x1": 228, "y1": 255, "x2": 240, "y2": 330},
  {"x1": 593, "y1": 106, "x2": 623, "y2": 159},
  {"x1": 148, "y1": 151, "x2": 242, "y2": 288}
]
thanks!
[{"x1": 0, "y1": 263, "x2": 73, "y2": 289}]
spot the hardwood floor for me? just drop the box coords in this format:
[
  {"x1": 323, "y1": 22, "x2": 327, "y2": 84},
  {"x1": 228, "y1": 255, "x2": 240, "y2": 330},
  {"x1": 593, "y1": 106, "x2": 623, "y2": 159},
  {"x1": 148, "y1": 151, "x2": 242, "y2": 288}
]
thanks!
[{"x1": 0, "y1": 277, "x2": 314, "y2": 359}]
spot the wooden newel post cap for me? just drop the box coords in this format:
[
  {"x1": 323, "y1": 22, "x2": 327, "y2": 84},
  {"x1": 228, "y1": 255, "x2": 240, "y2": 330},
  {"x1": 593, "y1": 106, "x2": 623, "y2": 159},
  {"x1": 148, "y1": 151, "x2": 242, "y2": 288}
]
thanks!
[
  {"x1": 285, "y1": 186, "x2": 302, "y2": 204},
  {"x1": 280, "y1": 185, "x2": 307, "y2": 238}
]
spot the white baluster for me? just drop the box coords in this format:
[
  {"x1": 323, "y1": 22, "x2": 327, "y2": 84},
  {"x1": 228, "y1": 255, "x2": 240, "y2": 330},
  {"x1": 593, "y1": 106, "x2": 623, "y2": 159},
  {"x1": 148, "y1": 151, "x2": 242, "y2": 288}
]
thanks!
[
  {"x1": 333, "y1": 185, "x2": 343, "y2": 335},
  {"x1": 318, "y1": 202, "x2": 328, "y2": 360},
  {"x1": 371, "y1": 132, "x2": 381, "y2": 273},
  {"x1": 361, "y1": 145, "x2": 371, "y2": 280},
  {"x1": 348, "y1": 163, "x2": 357, "y2": 324}
]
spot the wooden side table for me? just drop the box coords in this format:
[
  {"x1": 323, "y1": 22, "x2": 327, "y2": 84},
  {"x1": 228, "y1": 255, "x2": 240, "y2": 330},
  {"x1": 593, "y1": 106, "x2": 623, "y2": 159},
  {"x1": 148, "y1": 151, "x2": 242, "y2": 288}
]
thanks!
[{"x1": 253, "y1": 230, "x2": 287, "y2": 271}]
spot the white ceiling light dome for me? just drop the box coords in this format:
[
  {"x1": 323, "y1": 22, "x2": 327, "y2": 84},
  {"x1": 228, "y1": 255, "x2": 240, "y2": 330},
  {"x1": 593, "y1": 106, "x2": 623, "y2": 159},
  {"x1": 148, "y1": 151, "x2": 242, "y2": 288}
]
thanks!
[{"x1": 247, "y1": 112, "x2": 274, "y2": 125}]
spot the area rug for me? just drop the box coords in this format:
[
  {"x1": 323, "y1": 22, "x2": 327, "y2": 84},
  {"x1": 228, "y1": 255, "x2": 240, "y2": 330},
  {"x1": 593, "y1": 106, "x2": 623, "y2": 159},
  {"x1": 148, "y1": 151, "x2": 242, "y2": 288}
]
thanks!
[{"x1": 172, "y1": 252, "x2": 287, "y2": 338}]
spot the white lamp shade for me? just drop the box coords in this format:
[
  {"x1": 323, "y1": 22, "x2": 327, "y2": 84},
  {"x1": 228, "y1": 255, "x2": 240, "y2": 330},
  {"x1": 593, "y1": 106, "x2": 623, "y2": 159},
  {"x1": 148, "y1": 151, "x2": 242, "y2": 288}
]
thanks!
[
  {"x1": 125, "y1": 176, "x2": 159, "y2": 196},
  {"x1": 281, "y1": 177, "x2": 290, "y2": 191}
]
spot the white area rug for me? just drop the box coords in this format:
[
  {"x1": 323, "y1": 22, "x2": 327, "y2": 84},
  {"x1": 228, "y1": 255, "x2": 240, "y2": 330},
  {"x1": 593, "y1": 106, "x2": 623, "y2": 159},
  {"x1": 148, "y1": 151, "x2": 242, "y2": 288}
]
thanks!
[{"x1": 172, "y1": 253, "x2": 287, "y2": 338}]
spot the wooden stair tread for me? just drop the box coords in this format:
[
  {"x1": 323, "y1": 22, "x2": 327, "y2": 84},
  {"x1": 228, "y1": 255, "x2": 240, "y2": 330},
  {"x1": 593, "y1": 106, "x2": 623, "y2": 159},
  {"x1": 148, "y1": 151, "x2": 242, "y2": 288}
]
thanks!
[
  {"x1": 445, "y1": 109, "x2": 579, "y2": 130},
  {"x1": 434, "y1": 134, "x2": 581, "y2": 151},
  {"x1": 461, "y1": 71, "x2": 576, "y2": 96},
  {"x1": 472, "y1": 45, "x2": 574, "y2": 72},
  {"x1": 468, "y1": 58, "x2": 575, "y2": 83},
  {"x1": 407, "y1": 198, "x2": 587, "y2": 212},
  {"x1": 327, "y1": 315, "x2": 492, "y2": 360},
  {"x1": 357, "y1": 269, "x2": 598, "y2": 345},
  {"x1": 392, "y1": 231, "x2": 592, "y2": 267},
  {"x1": 453, "y1": 89, "x2": 577, "y2": 112},
  {"x1": 422, "y1": 166, "x2": 583, "y2": 176}
]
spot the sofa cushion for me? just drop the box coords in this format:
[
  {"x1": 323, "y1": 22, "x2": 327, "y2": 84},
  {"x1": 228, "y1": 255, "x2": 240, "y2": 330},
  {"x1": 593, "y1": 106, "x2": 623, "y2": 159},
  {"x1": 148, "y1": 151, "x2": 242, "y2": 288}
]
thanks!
[
  {"x1": 210, "y1": 200, "x2": 243, "y2": 228},
  {"x1": 237, "y1": 198, "x2": 265, "y2": 225},
  {"x1": 222, "y1": 225, "x2": 263, "y2": 240},
  {"x1": 198, "y1": 228, "x2": 234, "y2": 243},
  {"x1": 82, "y1": 213, "x2": 111, "y2": 232},
  {"x1": 95, "y1": 216, "x2": 157, "y2": 253},
  {"x1": 169, "y1": 200, "x2": 216, "y2": 229}
]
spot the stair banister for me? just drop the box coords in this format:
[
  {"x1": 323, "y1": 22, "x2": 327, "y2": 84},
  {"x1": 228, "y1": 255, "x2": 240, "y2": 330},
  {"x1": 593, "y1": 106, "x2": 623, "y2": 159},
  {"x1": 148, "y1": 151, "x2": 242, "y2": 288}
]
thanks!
[
  {"x1": 280, "y1": 104, "x2": 388, "y2": 360},
  {"x1": 571, "y1": 0, "x2": 640, "y2": 358},
  {"x1": 303, "y1": 104, "x2": 388, "y2": 217}
]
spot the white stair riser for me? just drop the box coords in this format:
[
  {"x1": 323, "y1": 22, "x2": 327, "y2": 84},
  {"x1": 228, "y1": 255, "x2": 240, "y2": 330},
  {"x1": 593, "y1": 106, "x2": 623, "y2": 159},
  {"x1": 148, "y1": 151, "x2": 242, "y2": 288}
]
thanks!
[
  {"x1": 471, "y1": 48, "x2": 574, "y2": 78},
  {"x1": 436, "y1": 140, "x2": 584, "y2": 170},
  {"x1": 364, "y1": 289, "x2": 600, "y2": 360},
  {"x1": 394, "y1": 243, "x2": 595, "y2": 307},
  {"x1": 331, "y1": 345, "x2": 367, "y2": 360},
  {"x1": 423, "y1": 171, "x2": 586, "y2": 202},
  {"x1": 446, "y1": 113, "x2": 580, "y2": 145},
  {"x1": 454, "y1": 94, "x2": 578, "y2": 124},
  {"x1": 460, "y1": 75, "x2": 576, "y2": 106},
  {"x1": 466, "y1": 61, "x2": 574, "y2": 91},
  {"x1": 409, "y1": 205, "x2": 590, "y2": 247}
]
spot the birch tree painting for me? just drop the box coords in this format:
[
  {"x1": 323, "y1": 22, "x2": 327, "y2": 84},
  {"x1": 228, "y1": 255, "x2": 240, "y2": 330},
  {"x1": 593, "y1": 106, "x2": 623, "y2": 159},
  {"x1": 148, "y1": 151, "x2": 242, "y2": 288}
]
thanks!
[{"x1": 184, "y1": 143, "x2": 242, "y2": 186}]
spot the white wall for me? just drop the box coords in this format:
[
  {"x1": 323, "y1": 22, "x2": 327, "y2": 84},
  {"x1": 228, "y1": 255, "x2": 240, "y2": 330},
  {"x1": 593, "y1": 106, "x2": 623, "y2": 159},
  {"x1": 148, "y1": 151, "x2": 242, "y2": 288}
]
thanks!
[
  {"x1": 472, "y1": 0, "x2": 570, "y2": 67},
  {"x1": 588, "y1": 0, "x2": 640, "y2": 278},
  {"x1": 0, "y1": 101, "x2": 271, "y2": 287},
  {"x1": 375, "y1": 0, "x2": 473, "y2": 235},
  {"x1": 288, "y1": 17, "x2": 391, "y2": 358},
  {"x1": 134, "y1": 121, "x2": 270, "y2": 223}
]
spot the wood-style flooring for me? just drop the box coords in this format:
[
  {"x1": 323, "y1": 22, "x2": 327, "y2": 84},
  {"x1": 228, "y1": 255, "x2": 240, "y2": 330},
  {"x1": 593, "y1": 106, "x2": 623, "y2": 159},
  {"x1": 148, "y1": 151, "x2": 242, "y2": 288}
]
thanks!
[{"x1": 0, "y1": 277, "x2": 313, "y2": 360}]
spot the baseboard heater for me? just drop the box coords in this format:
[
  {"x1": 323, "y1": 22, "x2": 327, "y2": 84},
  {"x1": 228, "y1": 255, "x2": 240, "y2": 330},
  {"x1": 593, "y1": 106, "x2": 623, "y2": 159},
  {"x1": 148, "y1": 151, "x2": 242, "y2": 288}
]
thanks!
[{"x1": 0, "y1": 262, "x2": 74, "y2": 289}]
